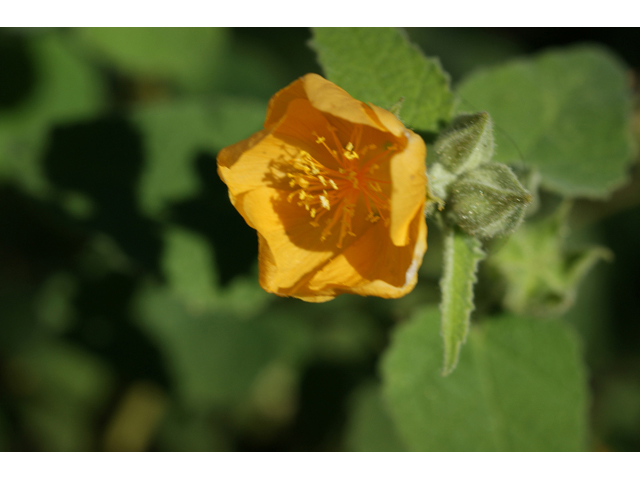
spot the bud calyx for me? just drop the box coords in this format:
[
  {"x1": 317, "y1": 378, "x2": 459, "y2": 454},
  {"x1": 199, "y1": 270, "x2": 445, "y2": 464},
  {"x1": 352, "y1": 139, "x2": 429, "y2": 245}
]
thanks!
[{"x1": 427, "y1": 111, "x2": 532, "y2": 239}]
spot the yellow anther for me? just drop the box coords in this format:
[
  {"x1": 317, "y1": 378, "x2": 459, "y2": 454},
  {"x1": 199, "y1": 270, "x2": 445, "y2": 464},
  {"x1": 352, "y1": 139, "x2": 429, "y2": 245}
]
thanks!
[
  {"x1": 366, "y1": 212, "x2": 380, "y2": 223},
  {"x1": 283, "y1": 130, "x2": 391, "y2": 244},
  {"x1": 343, "y1": 141, "x2": 359, "y2": 160}
]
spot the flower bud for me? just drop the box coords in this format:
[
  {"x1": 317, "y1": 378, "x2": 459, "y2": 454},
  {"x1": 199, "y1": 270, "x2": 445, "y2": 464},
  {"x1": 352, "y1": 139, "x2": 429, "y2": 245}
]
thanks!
[
  {"x1": 434, "y1": 112, "x2": 494, "y2": 176},
  {"x1": 510, "y1": 164, "x2": 541, "y2": 217},
  {"x1": 449, "y1": 163, "x2": 532, "y2": 239}
]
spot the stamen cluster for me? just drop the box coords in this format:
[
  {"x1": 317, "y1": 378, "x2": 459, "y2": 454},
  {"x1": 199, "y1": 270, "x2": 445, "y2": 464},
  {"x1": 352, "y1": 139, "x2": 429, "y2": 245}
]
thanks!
[{"x1": 284, "y1": 125, "x2": 397, "y2": 247}]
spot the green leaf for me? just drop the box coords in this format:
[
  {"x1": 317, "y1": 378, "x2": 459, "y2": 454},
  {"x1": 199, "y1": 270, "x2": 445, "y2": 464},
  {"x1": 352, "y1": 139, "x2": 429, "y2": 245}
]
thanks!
[
  {"x1": 440, "y1": 229, "x2": 485, "y2": 375},
  {"x1": 488, "y1": 202, "x2": 612, "y2": 317},
  {"x1": 132, "y1": 96, "x2": 266, "y2": 217},
  {"x1": 162, "y1": 226, "x2": 218, "y2": 313},
  {"x1": 456, "y1": 45, "x2": 635, "y2": 198},
  {"x1": 75, "y1": 27, "x2": 228, "y2": 92},
  {"x1": 160, "y1": 225, "x2": 271, "y2": 317},
  {"x1": 0, "y1": 32, "x2": 104, "y2": 194},
  {"x1": 344, "y1": 382, "x2": 407, "y2": 452},
  {"x1": 134, "y1": 283, "x2": 311, "y2": 411},
  {"x1": 311, "y1": 27, "x2": 453, "y2": 131},
  {"x1": 381, "y1": 308, "x2": 588, "y2": 451}
]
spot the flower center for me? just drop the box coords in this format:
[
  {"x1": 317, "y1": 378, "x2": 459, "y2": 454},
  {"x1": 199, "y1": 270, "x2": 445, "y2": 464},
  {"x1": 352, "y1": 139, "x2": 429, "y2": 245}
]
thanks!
[{"x1": 285, "y1": 125, "x2": 398, "y2": 248}]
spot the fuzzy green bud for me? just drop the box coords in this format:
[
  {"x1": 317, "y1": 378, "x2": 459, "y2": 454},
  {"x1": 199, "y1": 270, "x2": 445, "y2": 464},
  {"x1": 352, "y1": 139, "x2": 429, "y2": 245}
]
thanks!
[
  {"x1": 510, "y1": 164, "x2": 542, "y2": 217},
  {"x1": 434, "y1": 112, "x2": 494, "y2": 176},
  {"x1": 449, "y1": 163, "x2": 532, "y2": 239}
]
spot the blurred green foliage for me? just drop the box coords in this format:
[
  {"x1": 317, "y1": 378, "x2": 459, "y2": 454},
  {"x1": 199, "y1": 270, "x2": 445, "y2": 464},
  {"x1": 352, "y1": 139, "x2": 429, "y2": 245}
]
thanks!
[
  {"x1": 0, "y1": 27, "x2": 639, "y2": 452},
  {"x1": 456, "y1": 45, "x2": 635, "y2": 198}
]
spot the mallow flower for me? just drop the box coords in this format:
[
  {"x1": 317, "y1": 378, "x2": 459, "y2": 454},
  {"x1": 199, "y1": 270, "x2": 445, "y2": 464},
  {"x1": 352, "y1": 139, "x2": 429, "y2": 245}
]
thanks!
[{"x1": 217, "y1": 73, "x2": 427, "y2": 302}]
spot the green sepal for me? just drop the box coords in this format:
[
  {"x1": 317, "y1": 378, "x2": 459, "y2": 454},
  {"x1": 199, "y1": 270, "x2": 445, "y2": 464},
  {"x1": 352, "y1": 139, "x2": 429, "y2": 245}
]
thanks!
[
  {"x1": 510, "y1": 164, "x2": 542, "y2": 217},
  {"x1": 449, "y1": 163, "x2": 532, "y2": 239},
  {"x1": 434, "y1": 111, "x2": 494, "y2": 176}
]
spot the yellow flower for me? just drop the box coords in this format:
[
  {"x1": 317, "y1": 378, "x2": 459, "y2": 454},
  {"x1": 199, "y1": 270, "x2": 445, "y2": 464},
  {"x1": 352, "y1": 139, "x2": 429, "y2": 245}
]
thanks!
[{"x1": 217, "y1": 73, "x2": 428, "y2": 302}]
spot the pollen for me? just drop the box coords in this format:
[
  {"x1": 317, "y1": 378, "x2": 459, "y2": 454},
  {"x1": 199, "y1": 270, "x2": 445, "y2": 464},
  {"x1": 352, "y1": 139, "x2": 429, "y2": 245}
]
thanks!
[
  {"x1": 343, "y1": 142, "x2": 359, "y2": 161},
  {"x1": 283, "y1": 126, "x2": 397, "y2": 248},
  {"x1": 319, "y1": 194, "x2": 330, "y2": 210}
]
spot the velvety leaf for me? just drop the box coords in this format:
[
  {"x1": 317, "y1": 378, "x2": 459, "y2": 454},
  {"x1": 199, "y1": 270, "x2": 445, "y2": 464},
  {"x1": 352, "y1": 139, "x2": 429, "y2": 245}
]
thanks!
[
  {"x1": 456, "y1": 45, "x2": 635, "y2": 198},
  {"x1": 76, "y1": 27, "x2": 228, "y2": 92},
  {"x1": 381, "y1": 308, "x2": 588, "y2": 451},
  {"x1": 311, "y1": 27, "x2": 453, "y2": 131},
  {"x1": 344, "y1": 382, "x2": 407, "y2": 452},
  {"x1": 440, "y1": 229, "x2": 485, "y2": 375}
]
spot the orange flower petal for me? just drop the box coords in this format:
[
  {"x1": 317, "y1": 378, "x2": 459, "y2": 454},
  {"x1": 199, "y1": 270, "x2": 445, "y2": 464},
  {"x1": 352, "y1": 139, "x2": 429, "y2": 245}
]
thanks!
[
  {"x1": 217, "y1": 131, "x2": 285, "y2": 229},
  {"x1": 389, "y1": 130, "x2": 428, "y2": 247},
  {"x1": 265, "y1": 74, "x2": 402, "y2": 136},
  {"x1": 367, "y1": 104, "x2": 407, "y2": 138},
  {"x1": 306, "y1": 211, "x2": 427, "y2": 299},
  {"x1": 217, "y1": 73, "x2": 428, "y2": 302}
]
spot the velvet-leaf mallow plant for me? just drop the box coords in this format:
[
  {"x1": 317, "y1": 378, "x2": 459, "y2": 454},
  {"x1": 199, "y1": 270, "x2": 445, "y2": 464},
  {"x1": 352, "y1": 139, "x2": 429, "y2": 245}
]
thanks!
[{"x1": 217, "y1": 73, "x2": 428, "y2": 302}]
